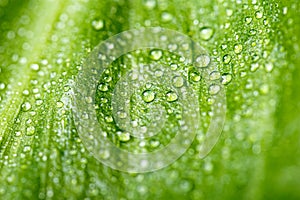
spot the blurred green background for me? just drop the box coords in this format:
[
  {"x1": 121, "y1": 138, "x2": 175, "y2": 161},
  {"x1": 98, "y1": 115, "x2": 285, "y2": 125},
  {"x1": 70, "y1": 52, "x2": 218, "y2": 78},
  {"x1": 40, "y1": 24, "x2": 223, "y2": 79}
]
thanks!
[{"x1": 0, "y1": 0, "x2": 300, "y2": 199}]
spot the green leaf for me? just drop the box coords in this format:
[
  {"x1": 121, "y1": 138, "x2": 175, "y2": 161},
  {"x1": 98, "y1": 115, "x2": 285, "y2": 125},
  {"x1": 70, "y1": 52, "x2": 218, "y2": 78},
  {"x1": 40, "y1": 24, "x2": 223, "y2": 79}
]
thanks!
[{"x1": 0, "y1": 0, "x2": 299, "y2": 199}]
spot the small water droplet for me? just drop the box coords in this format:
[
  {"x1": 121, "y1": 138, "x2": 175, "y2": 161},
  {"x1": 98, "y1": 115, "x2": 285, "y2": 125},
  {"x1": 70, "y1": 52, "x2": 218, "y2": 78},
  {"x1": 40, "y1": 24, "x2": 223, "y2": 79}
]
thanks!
[
  {"x1": 221, "y1": 73, "x2": 232, "y2": 85},
  {"x1": 172, "y1": 76, "x2": 184, "y2": 88},
  {"x1": 170, "y1": 63, "x2": 178, "y2": 70},
  {"x1": 209, "y1": 71, "x2": 221, "y2": 80},
  {"x1": 189, "y1": 71, "x2": 201, "y2": 82},
  {"x1": 250, "y1": 63, "x2": 260, "y2": 72},
  {"x1": 22, "y1": 102, "x2": 31, "y2": 111},
  {"x1": 249, "y1": 29, "x2": 257, "y2": 35},
  {"x1": 0, "y1": 83, "x2": 5, "y2": 90},
  {"x1": 144, "y1": 0, "x2": 156, "y2": 9},
  {"x1": 142, "y1": 90, "x2": 155, "y2": 103},
  {"x1": 117, "y1": 110, "x2": 127, "y2": 119},
  {"x1": 118, "y1": 132, "x2": 130, "y2": 142},
  {"x1": 209, "y1": 84, "x2": 221, "y2": 95},
  {"x1": 161, "y1": 12, "x2": 173, "y2": 22},
  {"x1": 105, "y1": 116, "x2": 114, "y2": 123},
  {"x1": 56, "y1": 101, "x2": 64, "y2": 108},
  {"x1": 255, "y1": 11, "x2": 263, "y2": 19},
  {"x1": 223, "y1": 54, "x2": 231, "y2": 64},
  {"x1": 23, "y1": 145, "x2": 31, "y2": 152},
  {"x1": 26, "y1": 126, "x2": 35, "y2": 136},
  {"x1": 30, "y1": 63, "x2": 39, "y2": 71},
  {"x1": 195, "y1": 55, "x2": 210, "y2": 68},
  {"x1": 98, "y1": 83, "x2": 108, "y2": 92},
  {"x1": 234, "y1": 44, "x2": 243, "y2": 54},
  {"x1": 166, "y1": 91, "x2": 178, "y2": 102},
  {"x1": 149, "y1": 49, "x2": 162, "y2": 60},
  {"x1": 265, "y1": 62, "x2": 273, "y2": 72},
  {"x1": 260, "y1": 84, "x2": 269, "y2": 94},
  {"x1": 283, "y1": 7, "x2": 288, "y2": 15},
  {"x1": 150, "y1": 140, "x2": 160, "y2": 148},
  {"x1": 245, "y1": 16, "x2": 253, "y2": 24},
  {"x1": 92, "y1": 19, "x2": 104, "y2": 31},
  {"x1": 199, "y1": 27, "x2": 214, "y2": 40}
]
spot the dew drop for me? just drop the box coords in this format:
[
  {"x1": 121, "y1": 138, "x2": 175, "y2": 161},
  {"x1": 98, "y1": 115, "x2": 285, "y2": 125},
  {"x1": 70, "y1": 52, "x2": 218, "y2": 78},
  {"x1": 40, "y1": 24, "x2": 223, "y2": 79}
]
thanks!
[
  {"x1": 170, "y1": 63, "x2": 178, "y2": 70},
  {"x1": 98, "y1": 83, "x2": 108, "y2": 92},
  {"x1": 234, "y1": 44, "x2": 243, "y2": 54},
  {"x1": 255, "y1": 11, "x2": 263, "y2": 19},
  {"x1": 149, "y1": 49, "x2": 162, "y2": 60},
  {"x1": 199, "y1": 27, "x2": 214, "y2": 40},
  {"x1": 142, "y1": 90, "x2": 155, "y2": 103},
  {"x1": 222, "y1": 54, "x2": 231, "y2": 64},
  {"x1": 26, "y1": 126, "x2": 35, "y2": 136},
  {"x1": 245, "y1": 16, "x2": 253, "y2": 24},
  {"x1": 195, "y1": 55, "x2": 210, "y2": 68},
  {"x1": 265, "y1": 62, "x2": 273, "y2": 72},
  {"x1": 144, "y1": 0, "x2": 156, "y2": 9},
  {"x1": 209, "y1": 71, "x2": 221, "y2": 80},
  {"x1": 161, "y1": 12, "x2": 173, "y2": 22},
  {"x1": 105, "y1": 116, "x2": 114, "y2": 123},
  {"x1": 189, "y1": 72, "x2": 201, "y2": 82},
  {"x1": 172, "y1": 76, "x2": 184, "y2": 88},
  {"x1": 22, "y1": 102, "x2": 32, "y2": 111},
  {"x1": 221, "y1": 73, "x2": 232, "y2": 85},
  {"x1": 118, "y1": 132, "x2": 130, "y2": 142},
  {"x1": 250, "y1": 63, "x2": 260, "y2": 72},
  {"x1": 30, "y1": 63, "x2": 40, "y2": 71},
  {"x1": 209, "y1": 84, "x2": 221, "y2": 95},
  {"x1": 117, "y1": 110, "x2": 127, "y2": 119},
  {"x1": 0, "y1": 83, "x2": 5, "y2": 90},
  {"x1": 56, "y1": 101, "x2": 64, "y2": 108},
  {"x1": 92, "y1": 19, "x2": 104, "y2": 31},
  {"x1": 23, "y1": 145, "x2": 31, "y2": 152},
  {"x1": 166, "y1": 91, "x2": 178, "y2": 102}
]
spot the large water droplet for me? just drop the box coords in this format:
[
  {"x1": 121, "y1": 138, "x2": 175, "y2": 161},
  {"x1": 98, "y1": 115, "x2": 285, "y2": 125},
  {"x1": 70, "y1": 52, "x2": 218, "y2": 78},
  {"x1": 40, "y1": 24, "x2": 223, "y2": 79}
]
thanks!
[
  {"x1": 199, "y1": 27, "x2": 214, "y2": 40},
  {"x1": 142, "y1": 90, "x2": 156, "y2": 103},
  {"x1": 117, "y1": 131, "x2": 130, "y2": 142},
  {"x1": 26, "y1": 126, "x2": 35, "y2": 136},
  {"x1": 98, "y1": 83, "x2": 108, "y2": 92},
  {"x1": 223, "y1": 54, "x2": 231, "y2": 64}
]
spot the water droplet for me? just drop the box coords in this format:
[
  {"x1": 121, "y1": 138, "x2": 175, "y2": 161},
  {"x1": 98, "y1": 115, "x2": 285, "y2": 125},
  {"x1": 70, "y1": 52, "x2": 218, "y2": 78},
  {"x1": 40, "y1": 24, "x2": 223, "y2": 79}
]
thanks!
[
  {"x1": 223, "y1": 54, "x2": 231, "y2": 64},
  {"x1": 30, "y1": 63, "x2": 39, "y2": 71},
  {"x1": 56, "y1": 101, "x2": 64, "y2": 108},
  {"x1": 155, "y1": 70, "x2": 163, "y2": 77},
  {"x1": 166, "y1": 91, "x2": 178, "y2": 102},
  {"x1": 118, "y1": 132, "x2": 130, "y2": 142},
  {"x1": 199, "y1": 27, "x2": 214, "y2": 40},
  {"x1": 142, "y1": 90, "x2": 155, "y2": 103},
  {"x1": 283, "y1": 7, "x2": 288, "y2": 15},
  {"x1": 105, "y1": 116, "x2": 114, "y2": 123},
  {"x1": 0, "y1": 83, "x2": 5, "y2": 90},
  {"x1": 209, "y1": 71, "x2": 221, "y2": 80},
  {"x1": 161, "y1": 12, "x2": 173, "y2": 22},
  {"x1": 23, "y1": 145, "x2": 31, "y2": 152},
  {"x1": 250, "y1": 63, "x2": 260, "y2": 72},
  {"x1": 221, "y1": 73, "x2": 232, "y2": 85},
  {"x1": 209, "y1": 84, "x2": 220, "y2": 95},
  {"x1": 170, "y1": 63, "x2": 178, "y2": 70},
  {"x1": 260, "y1": 84, "x2": 269, "y2": 94},
  {"x1": 234, "y1": 44, "x2": 243, "y2": 54},
  {"x1": 150, "y1": 140, "x2": 160, "y2": 148},
  {"x1": 189, "y1": 71, "x2": 201, "y2": 82},
  {"x1": 22, "y1": 102, "x2": 31, "y2": 111},
  {"x1": 26, "y1": 126, "x2": 35, "y2": 136},
  {"x1": 149, "y1": 49, "x2": 162, "y2": 60},
  {"x1": 245, "y1": 16, "x2": 253, "y2": 24},
  {"x1": 144, "y1": 0, "x2": 156, "y2": 9},
  {"x1": 195, "y1": 55, "x2": 210, "y2": 68},
  {"x1": 22, "y1": 90, "x2": 30, "y2": 96},
  {"x1": 255, "y1": 11, "x2": 263, "y2": 19},
  {"x1": 172, "y1": 76, "x2": 184, "y2": 88},
  {"x1": 115, "y1": 110, "x2": 126, "y2": 119},
  {"x1": 92, "y1": 19, "x2": 104, "y2": 31},
  {"x1": 265, "y1": 62, "x2": 273, "y2": 72},
  {"x1": 249, "y1": 29, "x2": 257, "y2": 35},
  {"x1": 98, "y1": 83, "x2": 108, "y2": 92}
]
